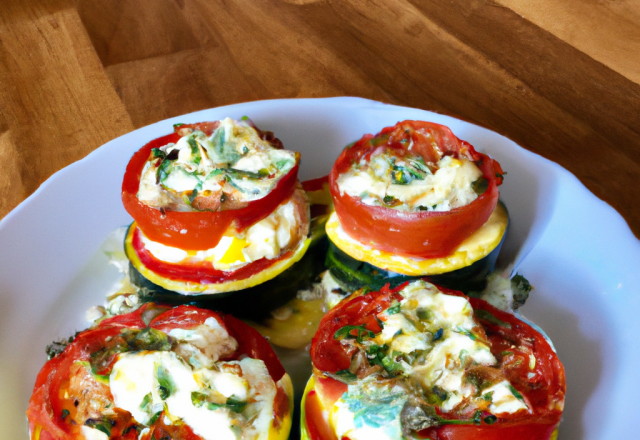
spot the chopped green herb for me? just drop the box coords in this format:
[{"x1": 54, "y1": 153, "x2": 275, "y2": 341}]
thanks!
[
  {"x1": 386, "y1": 304, "x2": 402, "y2": 315},
  {"x1": 140, "y1": 392, "x2": 152, "y2": 410},
  {"x1": 157, "y1": 364, "x2": 175, "y2": 400},
  {"x1": 334, "y1": 325, "x2": 375, "y2": 344},
  {"x1": 156, "y1": 158, "x2": 174, "y2": 184},
  {"x1": 381, "y1": 354, "x2": 404, "y2": 375},
  {"x1": 383, "y1": 195, "x2": 396, "y2": 204},
  {"x1": 188, "y1": 188, "x2": 199, "y2": 204},
  {"x1": 484, "y1": 415, "x2": 498, "y2": 425},
  {"x1": 501, "y1": 351, "x2": 514, "y2": 356},
  {"x1": 481, "y1": 391, "x2": 494, "y2": 402},
  {"x1": 148, "y1": 411, "x2": 162, "y2": 425},
  {"x1": 61, "y1": 409, "x2": 70, "y2": 420},
  {"x1": 508, "y1": 385, "x2": 524, "y2": 401},
  {"x1": 151, "y1": 148, "x2": 166, "y2": 159},
  {"x1": 456, "y1": 326, "x2": 477, "y2": 341},
  {"x1": 471, "y1": 409, "x2": 483, "y2": 425},
  {"x1": 222, "y1": 398, "x2": 247, "y2": 413},
  {"x1": 332, "y1": 369, "x2": 358, "y2": 381},
  {"x1": 366, "y1": 343, "x2": 389, "y2": 369},
  {"x1": 416, "y1": 308, "x2": 433, "y2": 321},
  {"x1": 187, "y1": 136, "x2": 199, "y2": 155},
  {"x1": 432, "y1": 386, "x2": 448, "y2": 401},
  {"x1": 191, "y1": 391, "x2": 207, "y2": 408},
  {"x1": 131, "y1": 328, "x2": 171, "y2": 352},
  {"x1": 84, "y1": 418, "x2": 112, "y2": 437},
  {"x1": 475, "y1": 309, "x2": 512, "y2": 328},
  {"x1": 433, "y1": 328, "x2": 444, "y2": 341}
]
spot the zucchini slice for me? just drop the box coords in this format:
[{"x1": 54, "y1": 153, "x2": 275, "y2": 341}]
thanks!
[
  {"x1": 325, "y1": 201, "x2": 509, "y2": 293},
  {"x1": 128, "y1": 231, "x2": 328, "y2": 320}
]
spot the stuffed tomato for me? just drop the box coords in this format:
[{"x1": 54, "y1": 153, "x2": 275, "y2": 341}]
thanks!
[
  {"x1": 325, "y1": 120, "x2": 508, "y2": 295},
  {"x1": 27, "y1": 304, "x2": 293, "y2": 440},
  {"x1": 122, "y1": 118, "x2": 311, "y2": 296},
  {"x1": 302, "y1": 280, "x2": 565, "y2": 440}
]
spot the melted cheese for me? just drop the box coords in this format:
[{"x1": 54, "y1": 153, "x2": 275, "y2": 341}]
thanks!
[
  {"x1": 110, "y1": 353, "x2": 275, "y2": 440},
  {"x1": 137, "y1": 118, "x2": 296, "y2": 211},
  {"x1": 336, "y1": 152, "x2": 483, "y2": 212},
  {"x1": 315, "y1": 280, "x2": 530, "y2": 439}
]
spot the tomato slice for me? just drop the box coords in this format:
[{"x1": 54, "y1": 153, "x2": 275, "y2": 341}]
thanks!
[
  {"x1": 309, "y1": 283, "x2": 404, "y2": 372},
  {"x1": 329, "y1": 121, "x2": 503, "y2": 258},
  {"x1": 130, "y1": 225, "x2": 293, "y2": 283},
  {"x1": 27, "y1": 304, "x2": 287, "y2": 439},
  {"x1": 122, "y1": 123, "x2": 299, "y2": 250},
  {"x1": 308, "y1": 281, "x2": 565, "y2": 439}
]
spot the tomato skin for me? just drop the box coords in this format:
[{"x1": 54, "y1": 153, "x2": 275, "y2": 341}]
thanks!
[
  {"x1": 309, "y1": 283, "x2": 405, "y2": 372},
  {"x1": 308, "y1": 281, "x2": 565, "y2": 440},
  {"x1": 329, "y1": 121, "x2": 503, "y2": 258},
  {"x1": 121, "y1": 125, "x2": 300, "y2": 251},
  {"x1": 27, "y1": 304, "x2": 287, "y2": 440}
]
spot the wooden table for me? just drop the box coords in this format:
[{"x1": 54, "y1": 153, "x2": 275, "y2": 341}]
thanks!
[{"x1": 1, "y1": 0, "x2": 639, "y2": 240}]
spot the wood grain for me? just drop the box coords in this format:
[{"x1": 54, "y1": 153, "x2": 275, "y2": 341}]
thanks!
[
  {"x1": 1, "y1": 0, "x2": 639, "y2": 240},
  {"x1": 497, "y1": 0, "x2": 640, "y2": 84},
  {"x1": 0, "y1": 0, "x2": 133, "y2": 219}
]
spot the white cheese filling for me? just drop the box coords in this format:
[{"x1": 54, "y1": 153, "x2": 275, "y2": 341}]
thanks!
[
  {"x1": 139, "y1": 196, "x2": 300, "y2": 270},
  {"x1": 137, "y1": 117, "x2": 296, "y2": 211},
  {"x1": 109, "y1": 353, "x2": 276, "y2": 440},
  {"x1": 327, "y1": 280, "x2": 529, "y2": 439},
  {"x1": 337, "y1": 153, "x2": 483, "y2": 212}
]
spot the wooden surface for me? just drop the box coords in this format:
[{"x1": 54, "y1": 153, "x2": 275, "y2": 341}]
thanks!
[{"x1": 1, "y1": 0, "x2": 639, "y2": 239}]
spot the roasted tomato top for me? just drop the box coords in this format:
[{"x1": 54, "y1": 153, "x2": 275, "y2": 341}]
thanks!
[
  {"x1": 27, "y1": 304, "x2": 288, "y2": 440},
  {"x1": 329, "y1": 120, "x2": 503, "y2": 258},
  {"x1": 308, "y1": 280, "x2": 565, "y2": 440},
  {"x1": 122, "y1": 119, "x2": 300, "y2": 250}
]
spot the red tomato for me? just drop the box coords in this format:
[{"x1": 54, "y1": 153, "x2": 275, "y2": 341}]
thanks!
[
  {"x1": 130, "y1": 226, "x2": 294, "y2": 283},
  {"x1": 310, "y1": 283, "x2": 404, "y2": 372},
  {"x1": 308, "y1": 282, "x2": 565, "y2": 440},
  {"x1": 305, "y1": 390, "x2": 339, "y2": 440},
  {"x1": 122, "y1": 122, "x2": 299, "y2": 250},
  {"x1": 329, "y1": 121, "x2": 504, "y2": 258},
  {"x1": 27, "y1": 304, "x2": 286, "y2": 440}
]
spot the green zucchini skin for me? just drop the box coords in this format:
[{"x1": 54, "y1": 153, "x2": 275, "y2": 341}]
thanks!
[
  {"x1": 326, "y1": 222, "x2": 508, "y2": 294},
  {"x1": 129, "y1": 235, "x2": 328, "y2": 320}
]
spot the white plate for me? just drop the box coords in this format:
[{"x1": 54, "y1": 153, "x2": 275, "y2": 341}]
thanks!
[{"x1": 1, "y1": 97, "x2": 638, "y2": 440}]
